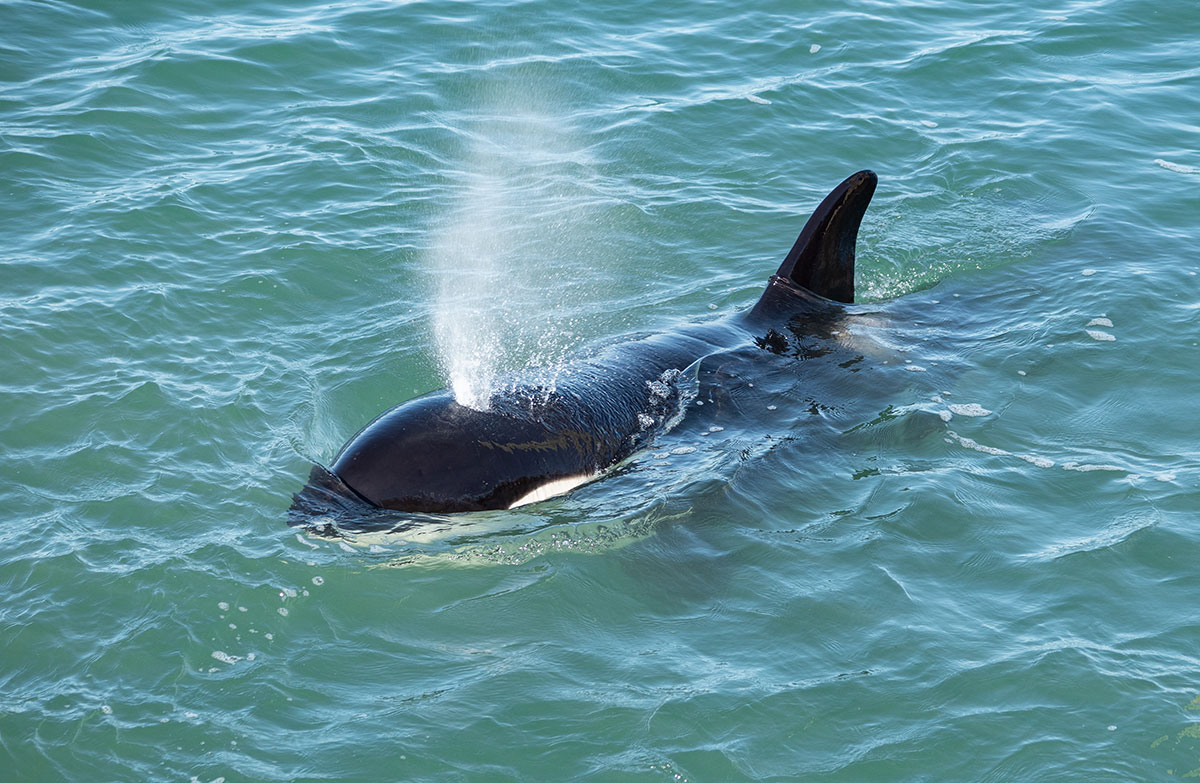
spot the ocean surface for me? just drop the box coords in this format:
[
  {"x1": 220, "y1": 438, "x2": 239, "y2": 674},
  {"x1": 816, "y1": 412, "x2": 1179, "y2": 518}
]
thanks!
[{"x1": 2, "y1": 0, "x2": 1199, "y2": 779}]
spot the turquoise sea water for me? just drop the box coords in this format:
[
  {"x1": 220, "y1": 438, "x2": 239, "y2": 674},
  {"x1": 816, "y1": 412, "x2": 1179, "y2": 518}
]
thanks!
[{"x1": 3, "y1": 0, "x2": 1199, "y2": 779}]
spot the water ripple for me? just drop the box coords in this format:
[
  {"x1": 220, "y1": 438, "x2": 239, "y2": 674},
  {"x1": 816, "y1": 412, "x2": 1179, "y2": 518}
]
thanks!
[{"x1": 3, "y1": 0, "x2": 1200, "y2": 779}]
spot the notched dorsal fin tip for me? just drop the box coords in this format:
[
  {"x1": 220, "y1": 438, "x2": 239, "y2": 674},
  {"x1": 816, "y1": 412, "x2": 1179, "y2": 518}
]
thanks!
[{"x1": 775, "y1": 169, "x2": 877, "y2": 304}]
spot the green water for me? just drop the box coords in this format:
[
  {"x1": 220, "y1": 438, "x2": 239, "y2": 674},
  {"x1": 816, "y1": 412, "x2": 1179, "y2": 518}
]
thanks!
[{"x1": 2, "y1": 0, "x2": 1199, "y2": 780}]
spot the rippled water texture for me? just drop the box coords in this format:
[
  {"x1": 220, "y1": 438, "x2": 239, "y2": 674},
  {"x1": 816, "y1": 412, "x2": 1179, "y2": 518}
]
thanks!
[{"x1": 2, "y1": 0, "x2": 1199, "y2": 779}]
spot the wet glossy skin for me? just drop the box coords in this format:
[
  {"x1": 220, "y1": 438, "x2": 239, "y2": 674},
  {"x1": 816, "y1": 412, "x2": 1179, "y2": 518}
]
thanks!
[
  {"x1": 292, "y1": 171, "x2": 876, "y2": 517},
  {"x1": 327, "y1": 318, "x2": 755, "y2": 512}
]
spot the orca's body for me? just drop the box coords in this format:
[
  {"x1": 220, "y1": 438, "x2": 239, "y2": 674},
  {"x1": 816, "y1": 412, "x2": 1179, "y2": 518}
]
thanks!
[{"x1": 293, "y1": 170, "x2": 878, "y2": 516}]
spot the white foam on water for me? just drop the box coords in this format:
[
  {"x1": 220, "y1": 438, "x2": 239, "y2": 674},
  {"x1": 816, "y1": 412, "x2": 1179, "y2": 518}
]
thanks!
[
  {"x1": 947, "y1": 431, "x2": 1053, "y2": 467},
  {"x1": 1087, "y1": 317, "x2": 1113, "y2": 327},
  {"x1": 948, "y1": 403, "x2": 991, "y2": 417},
  {"x1": 217, "y1": 601, "x2": 229, "y2": 611},
  {"x1": 1063, "y1": 462, "x2": 1125, "y2": 473},
  {"x1": 311, "y1": 576, "x2": 324, "y2": 586},
  {"x1": 1081, "y1": 269, "x2": 1097, "y2": 276},
  {"x1": 670, "y1": 446, "x2": 697, "y2": 455},
  {"x1": 1018, "y1": 453, "x2": 1056, "y2": 468},
  {"x1": 809, "y1": 44, "x2": 821, "y2": 53},
  {"x1": 1154, "y1": 158, "x2": 1200, "y2": 175},
  {"x1": 1086, "y1": 330, "x2": 1116, "y2": 341},
  {"x1": 211, "y1": 651, "x2": 240, "y2": 665},
  {"x1": 746, "y1": 94, "x2": 771, "y2": 104},
  {"x1": 904, "y1": 364, "x2": 927, "y2": 372},
  {"x1": 949, "y1": 432, "x2": 1009, "y2": 457}
]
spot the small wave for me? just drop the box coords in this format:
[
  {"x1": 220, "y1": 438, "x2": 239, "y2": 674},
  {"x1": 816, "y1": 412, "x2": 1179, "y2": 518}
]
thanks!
[{"x1": 1025, "y1": 512, "x2": 1155, "y2": 560}]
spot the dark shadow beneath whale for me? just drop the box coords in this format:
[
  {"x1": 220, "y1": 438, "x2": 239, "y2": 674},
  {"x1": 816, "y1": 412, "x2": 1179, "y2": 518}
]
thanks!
[{"x1": 291, "y1": 170, "x2": 880, "y2": 529}]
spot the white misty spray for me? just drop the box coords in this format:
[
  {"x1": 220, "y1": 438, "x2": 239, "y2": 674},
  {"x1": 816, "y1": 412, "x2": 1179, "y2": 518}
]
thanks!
[
  {"x1": 430, "y1": 84, "x2": 602, "y2": 411},
  {"x1": 432, "y1": 172, "x2": 506, "y2": 411}
]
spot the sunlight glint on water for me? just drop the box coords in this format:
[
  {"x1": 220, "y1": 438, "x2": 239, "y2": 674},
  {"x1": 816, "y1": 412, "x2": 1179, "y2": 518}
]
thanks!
[{"x1": 4, "y1": 0, "x2": 1200, "y2": 779}]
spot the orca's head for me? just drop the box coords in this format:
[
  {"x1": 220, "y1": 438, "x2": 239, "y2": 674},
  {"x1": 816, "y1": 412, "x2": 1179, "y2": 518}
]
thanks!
[{"x1": 296, "y1": 391, "x2": 599, "y2": 516}]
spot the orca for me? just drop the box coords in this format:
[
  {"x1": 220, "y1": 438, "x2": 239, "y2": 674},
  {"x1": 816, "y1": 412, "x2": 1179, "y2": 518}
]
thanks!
[{"x1": 292, "y1": 170, "x2": 878, "y2": 518}]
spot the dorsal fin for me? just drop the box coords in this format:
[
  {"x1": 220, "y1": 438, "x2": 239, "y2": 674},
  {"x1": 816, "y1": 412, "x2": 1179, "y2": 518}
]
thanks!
[{"x1": 775, "y1": 170, "x2": 877, "y2": 303}]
